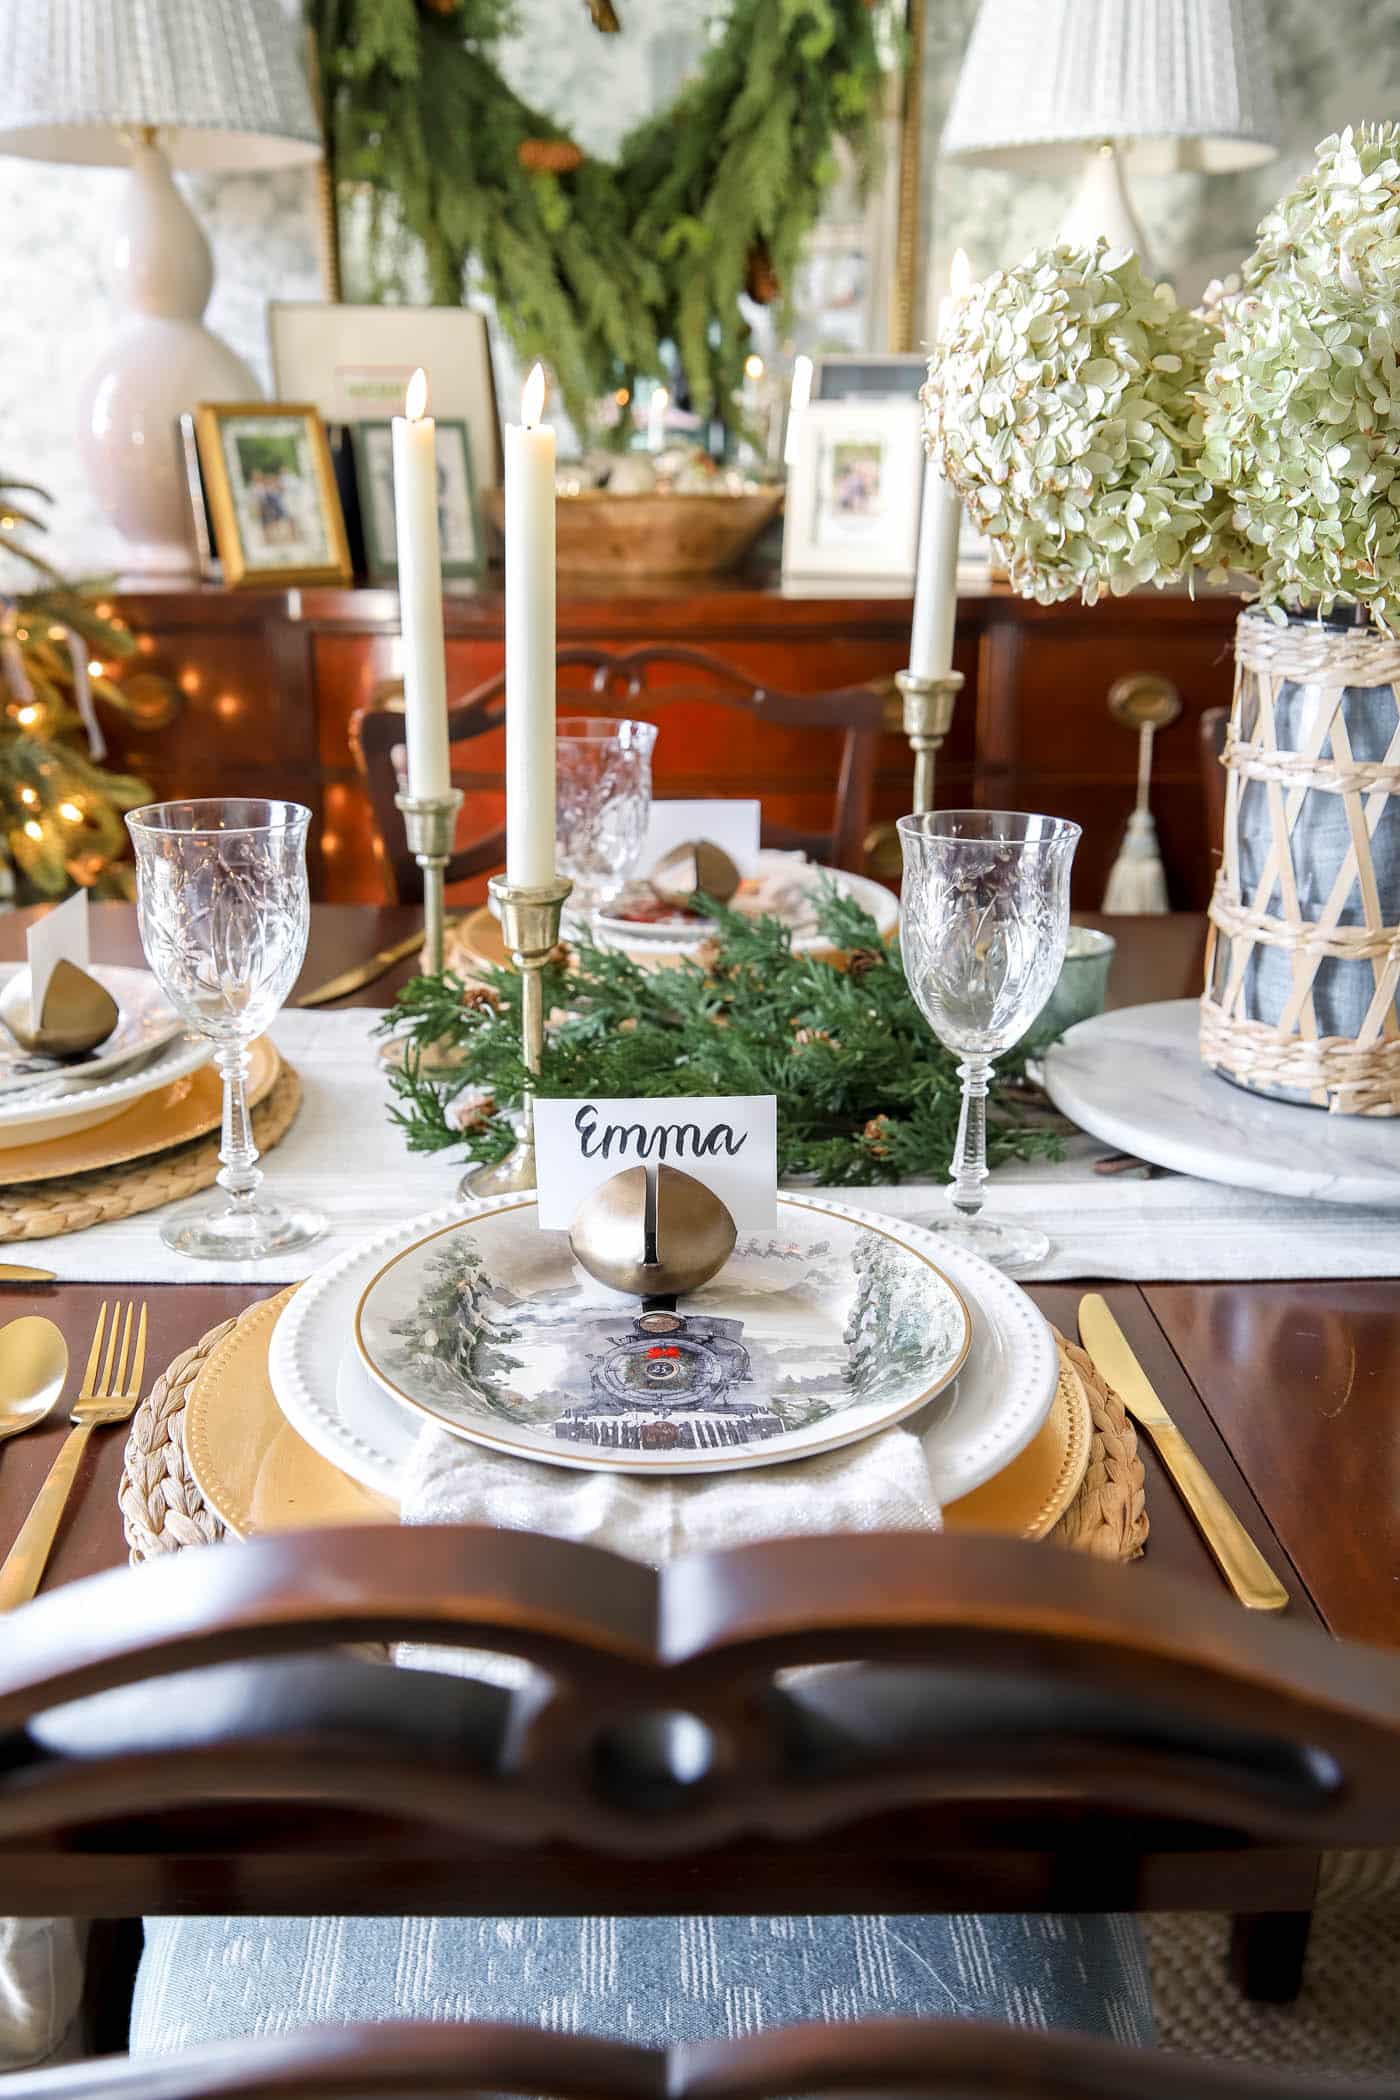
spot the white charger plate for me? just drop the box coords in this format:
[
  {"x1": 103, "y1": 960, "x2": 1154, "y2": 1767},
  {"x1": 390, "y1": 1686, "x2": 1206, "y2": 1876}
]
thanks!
[
  {"x1": 267, "y1": 1195, "x2": 1058, "y2": 1502},
  {"x1": 592, "y1": 854, "x2": 898, "y2": 955},
  {"x1": 1041, "y1": 999, "x2": 1400, "y2": 1208},
  {"x1": 0, "y1": 963, "x2": 210, "y2": 1150}
]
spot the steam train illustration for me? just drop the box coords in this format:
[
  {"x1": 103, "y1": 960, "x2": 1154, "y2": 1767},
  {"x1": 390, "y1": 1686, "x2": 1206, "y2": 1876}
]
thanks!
[{"x1": 552, "y1": 1308, "x2": 786, "y2": 1453}]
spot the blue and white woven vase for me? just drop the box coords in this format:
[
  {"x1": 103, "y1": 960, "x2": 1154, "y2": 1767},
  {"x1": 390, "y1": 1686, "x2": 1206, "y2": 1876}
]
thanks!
[{"x1": 1201, "y1": 608, "x2": 1400, "y2": 1115}]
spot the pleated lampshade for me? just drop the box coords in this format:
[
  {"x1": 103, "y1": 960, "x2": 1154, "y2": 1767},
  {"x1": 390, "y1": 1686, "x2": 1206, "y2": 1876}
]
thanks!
[
  {"x1": 0, "y1": 0, "x2": 320, "y2": 170},
  {"x1": 943, "y1": 0, "x2": 1279, "y2": 177}
]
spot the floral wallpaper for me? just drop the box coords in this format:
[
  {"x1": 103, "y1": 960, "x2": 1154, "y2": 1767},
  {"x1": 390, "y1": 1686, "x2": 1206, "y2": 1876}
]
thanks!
[{"x1": 1, "y1": 0, "x2": 1395, "y2": 575}]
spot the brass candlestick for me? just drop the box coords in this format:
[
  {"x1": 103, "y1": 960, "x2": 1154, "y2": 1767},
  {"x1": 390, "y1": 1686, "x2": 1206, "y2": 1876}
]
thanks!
[
  {"x1": 462, "y1": 872, "x2": 572, "y2": 1198},
  {"x1": 395, "y1": 788, "x2": 465, "y2": 976},
  {"x1": 896, "y1": 668, "x2": 964, "y2": 815}
]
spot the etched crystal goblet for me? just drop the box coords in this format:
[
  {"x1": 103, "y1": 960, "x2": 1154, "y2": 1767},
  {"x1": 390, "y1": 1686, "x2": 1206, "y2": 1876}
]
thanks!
[
  {"x1": 555, "y1": 717, "x2": 658, "y2": 925},
  {"x1": 898, "y1": 810, "x2": 1080, "y2": 1273},
  {"x1": 126, "y1": 798, "x2": 324, "y2": 1260}
]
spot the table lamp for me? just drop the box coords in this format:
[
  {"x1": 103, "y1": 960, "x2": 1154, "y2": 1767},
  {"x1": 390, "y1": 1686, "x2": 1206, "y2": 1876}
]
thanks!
[
  {"x1": 0, "y1": 0, "x2": 322, "y2": 575},
  {"x1": 941, "y1": 0, "x2": 1278, "y2": 270}
]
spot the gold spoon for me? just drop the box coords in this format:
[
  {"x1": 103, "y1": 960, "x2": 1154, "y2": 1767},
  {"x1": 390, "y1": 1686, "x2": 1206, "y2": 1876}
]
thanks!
[{"x1": 0, "y1": 1317, "x2": 69, "y2": 1455}]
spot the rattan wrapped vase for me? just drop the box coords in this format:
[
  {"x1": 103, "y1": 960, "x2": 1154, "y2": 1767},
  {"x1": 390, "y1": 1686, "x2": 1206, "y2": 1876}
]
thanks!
[{"x1": 1202, "y1": 610, "x2": 1400, "y2": 1115}]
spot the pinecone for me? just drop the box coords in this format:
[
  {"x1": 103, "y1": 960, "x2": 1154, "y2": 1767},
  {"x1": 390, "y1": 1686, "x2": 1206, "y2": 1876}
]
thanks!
[
  {"x1": 846, "y1": 947, "x2": 882, "y2": 979},
  {"x1": 862, "y1": 1114, "x2": 894, "y2": 1158},
  {"x1": 792, "y1": 1026, "x2": 838, "y2": 1050},
  {"x1": 695, "y1": 936, "x2": 724, "y2": 974},
  {"x1": 450, "y1": 1091, "x2": 497, "y2": 1134},
  {"x1": 548, "y1": 939, "x2": 573, "y2": 968},
  {"x1": 745, "y1": 240, "x2": 780, "y2": 305},
  {"x1": 518, "y1": 139, "x2": 584, "y2": 174},
  {"x1": 460, "y1": 983, "x2": 500, "y2": 1014}
]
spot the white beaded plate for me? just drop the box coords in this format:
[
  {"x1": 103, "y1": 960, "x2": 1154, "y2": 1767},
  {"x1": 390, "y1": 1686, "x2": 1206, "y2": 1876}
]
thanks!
[{"x1": 267, "y1": 1194, "x2": 1058, "y2": 1500}]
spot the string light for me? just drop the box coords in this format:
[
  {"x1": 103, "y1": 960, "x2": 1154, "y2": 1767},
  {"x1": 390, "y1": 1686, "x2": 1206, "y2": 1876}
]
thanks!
[
  {"x1": 58, "y1": 801, "x2": 82, "y2": 822},
  {"x1": 22, "y1": 820, "x2": 42, "y2": 841},
  {"x1": 15, "y1": 705, "x2": 39, "y2": 727},
  {"x1": 87, "y1": 659, "x2": 103, "y2": 678},
  {"x1": 18, "y1": 787, "x2": 36, "y2": 806}
]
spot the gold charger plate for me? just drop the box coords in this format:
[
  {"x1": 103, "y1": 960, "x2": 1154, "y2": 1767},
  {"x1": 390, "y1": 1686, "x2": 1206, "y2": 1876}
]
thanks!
[
  {"x1": 0, "y1": 1036, "x2": 279, "y2": 1185},
  {"x1": 184, "y1": 1292, "x2": 1088, "y2": 1542}
]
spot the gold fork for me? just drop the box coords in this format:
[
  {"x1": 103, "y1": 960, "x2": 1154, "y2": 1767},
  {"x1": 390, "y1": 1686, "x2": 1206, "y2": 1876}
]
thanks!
[{"x1": 0, "y1": 1300, "x2": 148, "y2": 1612}]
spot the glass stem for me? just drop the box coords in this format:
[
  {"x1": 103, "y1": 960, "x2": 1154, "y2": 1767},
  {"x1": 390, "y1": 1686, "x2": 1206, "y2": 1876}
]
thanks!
[
  {"x1": 949, "y1": 1054, "x2": 993, "y2": 1219},
  {"x1": 215, "y1": 1042, "x2": 263, "y2": 1212}
]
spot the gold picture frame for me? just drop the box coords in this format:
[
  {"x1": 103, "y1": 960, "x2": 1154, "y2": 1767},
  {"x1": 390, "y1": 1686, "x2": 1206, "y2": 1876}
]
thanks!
[{"x1": 193, "y1": 402, "x2": 352, "y2": 589}]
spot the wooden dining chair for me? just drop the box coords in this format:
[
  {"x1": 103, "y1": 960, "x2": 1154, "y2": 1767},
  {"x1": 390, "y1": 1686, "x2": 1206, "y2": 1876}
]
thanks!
[
  {"x1": 4, "y1": 1526, "x2": 1400, "y2": 2097},
  {"x1": 350, "y1": 645, "x2": 889, "y2": 905}
]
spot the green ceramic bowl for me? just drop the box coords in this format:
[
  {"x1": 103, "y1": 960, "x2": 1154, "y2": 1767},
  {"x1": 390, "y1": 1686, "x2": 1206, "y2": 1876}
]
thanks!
[{"x1": 1022, "y1": 925, "x2": 1116, "y2": 1052}]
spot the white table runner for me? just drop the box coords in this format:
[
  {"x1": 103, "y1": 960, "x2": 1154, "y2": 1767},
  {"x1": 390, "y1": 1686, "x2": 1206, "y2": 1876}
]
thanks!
[{"x1": 18, "y1": 1007, "x2": 1399, "y2": 1284}]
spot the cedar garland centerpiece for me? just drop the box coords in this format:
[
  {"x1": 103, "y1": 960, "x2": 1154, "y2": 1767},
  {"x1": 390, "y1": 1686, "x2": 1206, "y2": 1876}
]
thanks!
[
  {"x1": 381, "y1": 887, "x2": 1064, "y2": 1184},
  {"x1": 308, "y1": 0, "x2": 884, "y2": 430}
]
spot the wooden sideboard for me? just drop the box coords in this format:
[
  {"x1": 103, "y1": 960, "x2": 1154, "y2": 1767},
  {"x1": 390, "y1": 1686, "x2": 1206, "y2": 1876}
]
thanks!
[{"x1": 101, "y1": 576, "x2": 1241, "y2": 909}]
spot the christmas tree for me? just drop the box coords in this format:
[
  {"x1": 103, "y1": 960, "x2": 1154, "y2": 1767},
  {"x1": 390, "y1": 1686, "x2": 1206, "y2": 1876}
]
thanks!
[
  {"x1": 387, "y1": 1238, "x2": 527, "y2": 1419},
  {"x1": 0, "y1": 475, "x2": 149, "y2": 905}
]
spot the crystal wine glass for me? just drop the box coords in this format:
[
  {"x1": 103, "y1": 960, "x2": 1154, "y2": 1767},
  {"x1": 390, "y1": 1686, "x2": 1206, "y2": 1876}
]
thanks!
[
  {"x1": 898, "y1": 810, "x2": 1081, "y2": 1273},
  {"x1": 555, "y1": 717, "x2": 658, "y2": 925},
  {"x1": 126, "y1": 798, "x2": 324, "y2": 1260}
]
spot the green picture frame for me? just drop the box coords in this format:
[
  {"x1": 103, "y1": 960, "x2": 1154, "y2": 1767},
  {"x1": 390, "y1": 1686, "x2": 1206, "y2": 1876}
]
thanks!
[{"x1": 349, "y1": 417, "x2": 483, "y2": 585}]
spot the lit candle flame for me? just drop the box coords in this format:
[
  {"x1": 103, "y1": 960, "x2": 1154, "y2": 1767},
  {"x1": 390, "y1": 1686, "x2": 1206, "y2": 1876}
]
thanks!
[
  {"x1": 522, "y1": 362, "x2": 547, "y2": 429},
  {"x1": 405, "y1": 367, "x2": 429, "y2": 420}
]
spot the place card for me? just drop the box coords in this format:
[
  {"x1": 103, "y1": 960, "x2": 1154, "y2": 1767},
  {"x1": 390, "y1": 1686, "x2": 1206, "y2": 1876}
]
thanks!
[
  {"x1": 533, "y1": 1094, "x2": 777, "y2": 1231},
  {"x1": 28, "y1": 890, "x2": 91, "y2": 1016},
  {"x1": 641, "y1": 799, "x2": 761, "y2": 877}
]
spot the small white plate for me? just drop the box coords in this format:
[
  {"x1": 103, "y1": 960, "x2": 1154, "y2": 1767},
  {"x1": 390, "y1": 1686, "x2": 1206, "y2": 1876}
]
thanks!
[
  {"x1": 1042, "y1": 999, "x2": 1400, "y2": 1208},
  {"x1": 268, "y1": 1195, "x2": 1058, "y2": 1502},
  {"x1": 592, "y1": 853, "x2": 898, "y2": 955},
  {"x1": 0, "y1": 964, "x2": 210, "y2": 1150}
]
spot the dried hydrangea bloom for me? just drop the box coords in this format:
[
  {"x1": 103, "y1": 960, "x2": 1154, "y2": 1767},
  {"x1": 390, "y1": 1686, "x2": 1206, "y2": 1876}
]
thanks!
[
  {"x1": 1246, "y1": 124, "x2": 1400, "y2": 301},
  {"x1": 921, "y1": 243, "x2": 1224, "y2": 605},
  {"x1": 1200, "y1": 125, "x2": 1400, "y2": 627}
]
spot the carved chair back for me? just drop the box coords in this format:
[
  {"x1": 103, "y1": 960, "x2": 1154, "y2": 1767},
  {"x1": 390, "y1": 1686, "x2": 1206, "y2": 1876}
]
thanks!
[
  {"x1": 350, "y1": 646, "x2": 888, "y2": 904},
  {"x1": 4, "y1": 1528, "x2": 1400, "y2": 2098}
]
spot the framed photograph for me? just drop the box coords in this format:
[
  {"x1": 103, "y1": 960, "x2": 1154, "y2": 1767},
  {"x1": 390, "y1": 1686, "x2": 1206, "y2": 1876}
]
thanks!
[
  {"x1": 811, "y1": 353, "x2": 927, "y2": 405},
  {"x1": 350, "y1": 418, "x2": 483, "y2": 585},
  {"x1": 782, "y1": 399, "x2": 924, "y2": 584},
  {"x1": 268, "y1": 303, "x2": 501, "y2": 490},
  {"x1": 193, "y1": 404, "x2": 352, "y2": 588}
]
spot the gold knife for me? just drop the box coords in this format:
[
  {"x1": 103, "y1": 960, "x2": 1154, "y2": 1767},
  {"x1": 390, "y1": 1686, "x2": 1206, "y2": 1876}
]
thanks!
[
  {"x1": 0, "y1": 1264, "x2": 56, "y2": 1284},
  {"x1": 1078, "y1": 1293, "x2": 1288, "y2": 1612},
  {"x1": 295, "y1": 923, "x2": 461, "y2": 1008}
]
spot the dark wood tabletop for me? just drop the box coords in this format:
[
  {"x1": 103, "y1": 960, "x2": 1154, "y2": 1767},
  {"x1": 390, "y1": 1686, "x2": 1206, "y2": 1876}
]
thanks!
[{"x1": 0, "y1": 904, "x2": 1395, "y2": 1963}]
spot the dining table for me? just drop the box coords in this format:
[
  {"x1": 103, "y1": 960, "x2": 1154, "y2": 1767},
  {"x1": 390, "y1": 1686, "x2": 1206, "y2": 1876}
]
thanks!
[{"x1": 1, "y1": 901, "x2": 1396, "y2": 2004}]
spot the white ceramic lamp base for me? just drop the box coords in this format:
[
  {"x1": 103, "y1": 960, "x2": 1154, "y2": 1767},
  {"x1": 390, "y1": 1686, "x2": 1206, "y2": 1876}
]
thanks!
[
  {"x1": 1057, "y1": 144, "x2": 1151, "y2": 269},
  {"x1": 77, "y1": 138, "x2": 260, "y2": 575}
]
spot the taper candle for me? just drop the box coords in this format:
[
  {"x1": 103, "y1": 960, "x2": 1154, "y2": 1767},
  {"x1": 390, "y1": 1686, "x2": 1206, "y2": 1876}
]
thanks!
[
  {"x1": 505, "y1": 362, "x2": 557, "y2": 886},
  {"x1": 909, "y1": 251, "x2": 972, "y2": 681},
  {"x1": 391, "y1": 368, "x2": 451, "y2": 799}
]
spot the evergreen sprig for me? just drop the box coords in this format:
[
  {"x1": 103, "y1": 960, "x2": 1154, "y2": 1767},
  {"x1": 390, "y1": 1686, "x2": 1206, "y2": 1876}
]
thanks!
[{"x1": 380, "y1": 887, "x2": 1065, "y2": 1185}]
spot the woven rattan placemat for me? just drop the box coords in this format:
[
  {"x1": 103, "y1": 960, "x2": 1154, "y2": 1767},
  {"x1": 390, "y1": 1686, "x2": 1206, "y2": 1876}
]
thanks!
[
  {"x1": 119, "y1": 1303, "x2": 1147, "y2": 1565},
  {"x1": 0, "y1": 1066, "x2": 301, "y2": 1243}
]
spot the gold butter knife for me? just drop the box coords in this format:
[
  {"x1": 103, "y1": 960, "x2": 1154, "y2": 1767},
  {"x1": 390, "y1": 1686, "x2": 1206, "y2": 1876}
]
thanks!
[
  {"x1": 0, "y1": 1264, "x2": 56, "y2": 1284},
  {"x1": 1078, "y1": 1293, "x2": 1288, "y2": 1612},
  {"x1": 295, "y1": 922, "x2": 461, "y2": 1008}
]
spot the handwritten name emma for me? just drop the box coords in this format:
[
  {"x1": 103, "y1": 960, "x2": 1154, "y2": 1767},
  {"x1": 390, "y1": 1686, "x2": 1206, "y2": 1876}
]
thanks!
[{"x1": 574, "y1": 1102, "x2": 748, "y2": 1163}]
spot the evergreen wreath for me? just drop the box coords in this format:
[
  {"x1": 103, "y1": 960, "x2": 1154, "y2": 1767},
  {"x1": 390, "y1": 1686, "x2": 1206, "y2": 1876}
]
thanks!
[
  {"x1": 381, "y1": 885, "x2": 1064, "y2": 1185},
  {"x1": 309, "y1": 0, "x2": 884, "y2": 431}
]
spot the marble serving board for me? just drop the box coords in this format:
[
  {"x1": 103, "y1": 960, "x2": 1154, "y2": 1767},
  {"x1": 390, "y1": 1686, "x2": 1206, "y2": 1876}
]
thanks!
[{"x1": 1041, "y1": 999, "x2": 1400, "y2": 1210}]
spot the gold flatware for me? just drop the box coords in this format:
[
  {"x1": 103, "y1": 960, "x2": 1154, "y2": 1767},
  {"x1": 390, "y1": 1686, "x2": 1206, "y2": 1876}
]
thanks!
[
  {"x1": 1078, "y1": 1293, "x2": 1288, "y2": 1613},
  {"x1": 0, "y1": 1318, "x2": 68, "y2": 1452},
  {"x1": 0, "y1": 1265, "x2": 57, "y2": 1284},
  {"x1": 295, "y1": 923, "x2": 460, "y2": 1007},
  {"x1": 0, "y1": 1299, "x2": 148, "y2": 1612}
]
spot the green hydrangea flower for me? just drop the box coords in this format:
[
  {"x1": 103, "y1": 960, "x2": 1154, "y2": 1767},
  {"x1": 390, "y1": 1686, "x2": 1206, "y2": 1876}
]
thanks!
[
  {"x1": 921, "y1": 242, "x2": 1225, "y2": 605},
  {"x1": 1201, "y1": 125, "x2": 1400, "y2": 627}
]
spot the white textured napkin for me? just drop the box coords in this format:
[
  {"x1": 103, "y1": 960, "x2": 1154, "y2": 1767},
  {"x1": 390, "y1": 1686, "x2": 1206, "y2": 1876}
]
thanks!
[{"x1": 399, "y1": 1420, "x2": 942, "y2": 1561}]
